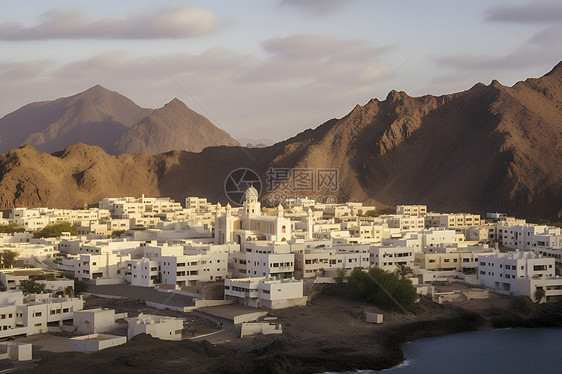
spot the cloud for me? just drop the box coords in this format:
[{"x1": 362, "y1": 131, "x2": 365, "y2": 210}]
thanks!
[
  {"x1": 484, "y1": 0, "x2": 562, "y2": 23},
  {"x1": 0, "y1": 4, "x2": 217, "y2": 40},
  {"x1": 279, "y1": 0, "x2": 352, "y2": 15},
  {"x1": 435, "y1": 18, "x2": 562, "y2": 73},
  {"x1": 0, "y1": 35, "x2": 390, "y2": 141}
]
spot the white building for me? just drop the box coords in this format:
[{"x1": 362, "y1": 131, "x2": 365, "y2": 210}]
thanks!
[
  {"x1": 125, "y1": 259, "x2": 160, "y2": 287},
  {"x1": 425, "y1": 213, "x2": 482, "y2": 229},
  {"x1": 369, "y1": 245, "x2": 416, "y2": 272},
  {"x1": 215, "y1": 187, "x2": 292, "y2": 245},
  {"x1": 73, "y1": 308, "x2": 127, "y2": 334},
  {"x1": 127, "y1": 314, "x2": 183, "y2": 341},
  {"x1": 478, "y1": 251, "x2": 562, "y2": 301},
  {"x1": 0, "y1": 291, "x2": 83, "y2": 338},
  {"x1": 224, "y1": 277, "x2": 306, "y2": 309},
  {"x1": 396, "y1": 205, "x2": 427, "y2": 216}
]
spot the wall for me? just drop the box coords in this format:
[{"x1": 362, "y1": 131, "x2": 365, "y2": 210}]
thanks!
[{"x1": 69, "y1": 334, "x2": 127, "y2": 352}]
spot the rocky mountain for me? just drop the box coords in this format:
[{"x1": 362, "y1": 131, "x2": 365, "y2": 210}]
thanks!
[
  {"x1": 0, "y1": 85, "x2": 151, "y2": 155},
  {"x1": 113, "y1": 98, "x2": 239, "y2": 154},
  {"x1": 0, "y1": 62, "x2": 560, "y2": 219},
  {"x1": 0, "y1": 86, "x2": 238, "y2": 155}
]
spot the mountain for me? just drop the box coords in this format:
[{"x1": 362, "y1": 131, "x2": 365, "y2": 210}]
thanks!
[
  {"x1": 114, "y1": 98, "x2": 239, "y2": 154},
  {"x1": 237, "y1": 137, "x2": 276, "y2": 148},
  {"x1": 0, "y1": 86, "x2": 239, "y2": 155},
  {"x1": 0, "y1": 62, "x2": 560, "y2": 219},
  {"x1": 0, "y1": 85, "x2": 151, "y2": 155}
]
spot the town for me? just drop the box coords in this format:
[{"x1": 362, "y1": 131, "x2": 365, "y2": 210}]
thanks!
[{"x1": 0, "y1": 186, "x2": 561, "y2": 364}]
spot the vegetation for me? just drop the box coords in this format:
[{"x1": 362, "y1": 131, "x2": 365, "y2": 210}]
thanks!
[
  {"x1": 394, "y1": 264, "x2": 414, "y2": 279},
  {"x1": 363, "y1": 207, "x2": 396, "y2": 217},
  {"x1": 19, "y1": 279, "x2": 47, "y2": 294},
  {"x1": 33, "y1": 221, "x2": 78, "y2": 238},
  {"x1": 74, "y1": 279, "x2": 89, "y2": 295},
  {"x1": 111, "y1": 229, "x2": 126, "y2": 238},
  {"x1": 0, "y1": 222, "x2": 25, "y2": 234},
  {"x1": 346, "y1": 267, "x2": 418, "y2": 312},
  {"x1": 334, "y1": 268, "x2": 348, "y2": 285},
  {"x1": 537, "y1": 220, "x2": 562, "y2": 228},
  {"x1": 535, "y1": 288, "x2": 546, "y2": 302},
  {"x1": 1, "y1": 250, "x2": 19, "y2": 268}
]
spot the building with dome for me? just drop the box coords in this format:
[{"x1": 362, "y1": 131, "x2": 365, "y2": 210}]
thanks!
[{"x1": 215, "y1": 186, "x2": 292, "y2": 245}]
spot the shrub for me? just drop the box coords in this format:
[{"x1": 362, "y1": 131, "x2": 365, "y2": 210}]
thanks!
[
  {"x1": 34, "y1": 222, "x2": 77, "y2": 238},
  {"x1": 346, "y1": 267, "x2": 418, "y2": 312}
]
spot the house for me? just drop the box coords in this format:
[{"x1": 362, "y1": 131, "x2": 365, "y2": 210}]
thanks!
[
  {"x1": 478, "y1": 251, "x2": 562, "y2": 301},
  {"x1": 224, "y1": 277, "x2": 307, "y2": 309},
  {"x1": 127, "y1": 313, "x2": 184, "y2": 341}
]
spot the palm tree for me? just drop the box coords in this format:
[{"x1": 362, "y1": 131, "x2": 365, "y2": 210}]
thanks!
[{"x1": 394, "y1": 264, "x2": 414, "y2": 279}]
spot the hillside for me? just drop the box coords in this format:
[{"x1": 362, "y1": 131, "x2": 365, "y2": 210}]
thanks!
[
  {"x1": 0, "y1": 85, "x2": 151, "y2": 155},
  {"x1": 0, "y1": 86, "x2": 238, "y2": 155},
  {"x1": 114, "y1": 98, "x2": 239, "y2": 154},
  {"x1": 0, "y1": 62, "x2": 560, "y2": 219}
]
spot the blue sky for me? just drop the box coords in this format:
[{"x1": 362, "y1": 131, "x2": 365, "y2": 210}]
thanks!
[{"x1": 1, "y1": 0, "x2": 560, "y2": 141}]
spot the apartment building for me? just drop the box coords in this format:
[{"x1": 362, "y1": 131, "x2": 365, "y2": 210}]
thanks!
[
  {"x1": 224, "y1": 277, "x2": 306, "y2": 309},
  {"x1": 396, "y1": 205, "x2": 427, "y2": 216},
  {"x1": 0, "y1": 291, "x2": 83, "y2": 339},
  {"x1": 369, "y1": 245, "x2": 415, "y2": 272},
  {"x1": 478, "y1": 251, "x2": 562, "y2": 301},
  {"x1": 424, "y1": 213, "x2": 482, "y2": 229}
]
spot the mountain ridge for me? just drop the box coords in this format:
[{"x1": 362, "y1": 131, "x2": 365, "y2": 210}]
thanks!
[
  {"x1": 0, "y1": 86, "x2": 238, "y2": 155},
  {"x1": 0, "y1": 62, "x2": 560, "y2": 219}
]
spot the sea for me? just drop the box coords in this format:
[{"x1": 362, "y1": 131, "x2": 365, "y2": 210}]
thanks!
[{"x1": 329, "y1": 327, "x2": 562, "y2": 374}]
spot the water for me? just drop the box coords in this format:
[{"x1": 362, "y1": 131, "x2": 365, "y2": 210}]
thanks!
[{"x1": 333, "y1": 328, "x2": 562, "y2": 374}]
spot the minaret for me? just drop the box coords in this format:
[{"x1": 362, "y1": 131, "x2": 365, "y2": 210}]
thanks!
[
  {"x1": 242, "y1": 185, "x2": 260, "y2": 229},
  {"x1": 306, "y1": 207, "x2": 313, "y2": 240},
  {"x1": 277, "y1": 203, "x2": 284, "y2": 218}
]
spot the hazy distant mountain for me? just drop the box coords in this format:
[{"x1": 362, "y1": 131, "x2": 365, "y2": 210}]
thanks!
[
  {"x1": 0, "y1": 62, "x2": 560, "y2": 219},
  {"x1": 0, "y1": 86, "x2": 238, "y2": 155},
  {"x1": 237, "y1": 137, "x2": 276, "y2": 148},
  {"x1": 114, "y1": 98, "x2": 239, "y2": 154},
  {"x1": 0, "y1": 85, "x2": 151, "y2": 155}
]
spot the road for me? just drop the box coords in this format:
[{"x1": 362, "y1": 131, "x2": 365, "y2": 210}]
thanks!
[{"x1": 88, "y1": 284, "x2": 195, "y2": 307}]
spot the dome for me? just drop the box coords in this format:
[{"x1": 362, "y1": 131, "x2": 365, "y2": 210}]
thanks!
[{"x1": 245, "y1": 185, "x2": 259, "y2": 202}]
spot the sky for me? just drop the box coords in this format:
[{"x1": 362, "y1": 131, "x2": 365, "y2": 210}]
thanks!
[{"x1": 0, "y1": 0, "x2": 561, "y2": 142}]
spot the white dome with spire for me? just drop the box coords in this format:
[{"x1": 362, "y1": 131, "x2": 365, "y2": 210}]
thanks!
[{"x1": 245, "y1": 185, "x2": 259, "y2": 202}]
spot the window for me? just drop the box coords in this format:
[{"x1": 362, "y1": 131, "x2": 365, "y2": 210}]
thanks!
[{"x1": 34, "y1": 312, "x2": 42, "y2": 317}]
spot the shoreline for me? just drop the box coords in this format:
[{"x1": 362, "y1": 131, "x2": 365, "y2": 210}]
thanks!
[{"x1": 23, "y1": 289, "x2": 562, "y2": 374}]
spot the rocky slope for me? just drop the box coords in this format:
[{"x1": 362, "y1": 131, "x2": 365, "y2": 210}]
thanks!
[
  {"x1": 0, "y1": 85, "x2": 151, "y2": 155},
  {"x1": 0, "y1": 86, "x2": 238, "y2": 155},
  {"x1": 0, "y1": 62, "x2": 560, "y2": 218},
  {"x1": 113, "y1": 98, "x2": 239, "y2": 154}
]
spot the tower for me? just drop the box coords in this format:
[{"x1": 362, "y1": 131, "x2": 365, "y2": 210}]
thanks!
[
  {"x1": 306, "y1": 207, "x2": 314, "y2": 240},
  {"x1": 242, "y1": 185, "x2": 261, "y2": 229}
]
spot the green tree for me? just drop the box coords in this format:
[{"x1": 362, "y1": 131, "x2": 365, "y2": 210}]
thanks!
[
  {"x1": 394, "y1": 263, "x2": 414, "y2": 279},
  {"x1": 19, "y1": 279, "x2": 47, "y2": 294},
  {"x1": 0, "y1": 223, "x2": 25, "y2": 234},
  {"x1": 111, "y1": 229, "x2": 126, "y2": 238},
  {"x1": 334, "y1": 268, "x2": 348, "y2": 285},
  {"x1": 64, "y1": 286, "x2": 74, "y2": 297},
  {"x1": 1, "y1": 250, "x2": 19, "y2": 268},
  {"x1": 535, "y1": 288, "x2": 546, "y2": 303},
  {"x1": 363, "y1": 207, "x2": 396, "y2": 217},
  {"x1": 74, "y1": 279, "x2": 89, "y2": 295},
  {"x1": 347, "y1": 267, "x2": 418, "y2": 312},
  {"x1": 34, "y1": 221, "x2": 78, "y2": 238}
]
